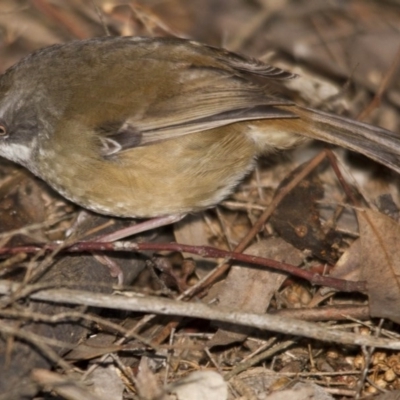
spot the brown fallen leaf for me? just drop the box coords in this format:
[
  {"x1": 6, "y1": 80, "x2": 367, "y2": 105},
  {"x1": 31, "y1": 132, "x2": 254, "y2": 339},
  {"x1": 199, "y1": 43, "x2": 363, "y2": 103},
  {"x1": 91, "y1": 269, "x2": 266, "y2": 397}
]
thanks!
[
  {"x1": 358, "y1": 209, "x2": 400, "y2": 324},
  {"x1": 136, "y1": 357, "x2": 164, "y2": 400},
  {"x1": 166, "y1": 370, "x2": 227, "y2": 400},
  {"x1": 207, "y1": 238, "x2": 303, "y2": 347},
  {"x1": 270, "y1": 163, "x2": 342, "y2": 264},
  {"x1": 310, "y1": 238, "x2": 362, "y2": 307}
]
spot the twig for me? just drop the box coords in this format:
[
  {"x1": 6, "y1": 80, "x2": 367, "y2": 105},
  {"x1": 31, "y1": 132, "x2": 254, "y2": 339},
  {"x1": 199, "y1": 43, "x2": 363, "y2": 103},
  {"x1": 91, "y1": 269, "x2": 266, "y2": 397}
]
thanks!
[
  {"x1": 1, "y1": 280, "x2": 399, "y2": 350},
  {"x1": 224, "y1": 340, "x2": 296, "y2": 380},
  {"x1": 0, "y1": 241, "x2": 365, "y2": 292}
]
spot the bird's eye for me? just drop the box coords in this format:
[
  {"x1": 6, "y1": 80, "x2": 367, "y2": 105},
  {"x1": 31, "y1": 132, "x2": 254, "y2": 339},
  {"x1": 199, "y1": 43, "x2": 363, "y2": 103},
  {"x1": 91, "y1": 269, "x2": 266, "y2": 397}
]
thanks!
[{"x1": 0, "y1": 120, "x2": 8, "y2": 137}]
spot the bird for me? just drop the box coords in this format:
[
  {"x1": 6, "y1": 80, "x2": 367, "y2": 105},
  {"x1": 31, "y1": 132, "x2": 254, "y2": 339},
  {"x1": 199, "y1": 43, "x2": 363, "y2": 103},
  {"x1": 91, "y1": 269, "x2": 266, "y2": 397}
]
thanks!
[{"x1": 0, "y1": 36, "x2": 398, "y2": 219}]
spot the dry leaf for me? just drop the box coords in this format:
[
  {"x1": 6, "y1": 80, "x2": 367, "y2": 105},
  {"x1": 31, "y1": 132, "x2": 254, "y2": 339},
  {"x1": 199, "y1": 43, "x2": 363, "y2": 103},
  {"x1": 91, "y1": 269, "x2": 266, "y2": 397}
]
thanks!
[
  {"x1": 358, "y1": 209, "x2": 400, "y2": 323},
  {"x1": 167, "y1": 370, "x2": 227, "y2": 400},
  {"x1": 311, "y1": 238, "x2": 362, "y2": 305},
  {"x1": 136, "y1": 358, "x2": 164, "y2": 400},
  {"x1": 232, "y1": 368, "x2": 334, "y2": 400},
  {"x1": 208, "y1": 238, "x2": 303, "y2": 347},
  {"x1": 265, "y1": 382, "x2": 334, "y2": 400},
  {"x1": 89, "y1": 365, "x2": 125, "y2": 400},
  {"x1": 270, "y1": 164, "x2": 342, "y2": 263}
]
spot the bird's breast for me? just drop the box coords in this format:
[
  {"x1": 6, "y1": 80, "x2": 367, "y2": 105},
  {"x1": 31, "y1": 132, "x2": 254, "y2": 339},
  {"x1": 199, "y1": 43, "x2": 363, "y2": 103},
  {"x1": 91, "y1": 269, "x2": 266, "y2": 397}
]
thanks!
[{"x1": 36, "y1": 124, "x2": 258, "y2": 218}]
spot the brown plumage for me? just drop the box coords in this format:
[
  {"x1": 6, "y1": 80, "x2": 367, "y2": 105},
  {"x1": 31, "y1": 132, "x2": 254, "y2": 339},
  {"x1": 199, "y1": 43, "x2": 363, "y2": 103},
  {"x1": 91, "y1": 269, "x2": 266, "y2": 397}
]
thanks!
[{"x1": 0, "y1": 36, "x2": 398, "y2": 217}]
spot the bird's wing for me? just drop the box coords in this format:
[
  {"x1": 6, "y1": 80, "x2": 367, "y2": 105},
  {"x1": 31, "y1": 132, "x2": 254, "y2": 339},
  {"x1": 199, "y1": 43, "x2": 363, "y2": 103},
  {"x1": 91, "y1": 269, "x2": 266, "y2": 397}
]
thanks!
[
  {"x1": 99, "y1": 74, "x2": 297, "y2": 155},
  {"x1": 92, "y1": 38, "x2": 298, "y2": 154}
]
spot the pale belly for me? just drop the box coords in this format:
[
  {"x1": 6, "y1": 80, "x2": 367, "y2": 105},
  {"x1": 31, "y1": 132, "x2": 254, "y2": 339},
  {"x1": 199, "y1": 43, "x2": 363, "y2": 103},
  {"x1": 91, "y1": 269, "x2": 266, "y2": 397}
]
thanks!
[{"x1": 37, "y1": 124, "x2": 260, "y2": 218}]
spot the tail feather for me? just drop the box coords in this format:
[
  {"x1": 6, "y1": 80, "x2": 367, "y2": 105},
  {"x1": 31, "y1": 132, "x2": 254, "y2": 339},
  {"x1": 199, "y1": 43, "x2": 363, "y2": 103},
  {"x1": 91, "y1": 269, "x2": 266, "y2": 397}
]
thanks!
[{"x1": 288, "y1": 106, "x2": 400, "y2": 174}]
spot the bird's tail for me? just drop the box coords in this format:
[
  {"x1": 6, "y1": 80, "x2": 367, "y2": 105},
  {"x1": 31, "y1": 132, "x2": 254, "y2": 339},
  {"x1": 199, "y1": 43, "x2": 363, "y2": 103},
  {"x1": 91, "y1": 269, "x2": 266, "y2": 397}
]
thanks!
[
  {"x1": 280, "y1": 106, "x2": 400, "y2": 174},
  {"x1": 268, "y1": 105, "x2": 400, "y2": 173}
]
